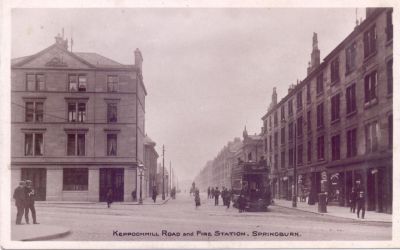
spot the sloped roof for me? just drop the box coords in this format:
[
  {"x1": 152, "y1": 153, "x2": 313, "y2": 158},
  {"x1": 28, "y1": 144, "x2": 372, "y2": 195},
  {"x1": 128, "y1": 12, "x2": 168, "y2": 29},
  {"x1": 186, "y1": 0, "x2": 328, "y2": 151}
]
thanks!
[
  {"x1": 11, "y1": 56, "x2": 30, "y2": 65},
  {"x1": 144, "y1": 135, "x2": 156, "y2": 146},
  {"x1": 74, "y1": 52, "x2": 123, "y2": 67}
]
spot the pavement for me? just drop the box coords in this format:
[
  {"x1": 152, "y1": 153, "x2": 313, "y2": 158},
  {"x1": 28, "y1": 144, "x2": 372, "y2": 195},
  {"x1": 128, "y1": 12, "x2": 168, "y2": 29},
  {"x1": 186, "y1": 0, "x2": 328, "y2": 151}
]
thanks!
[
  {"x1": 11, "y1": 197, "x2": 171, "y2": 241},
  {"x1": 11, "y1": 223, "x2": 70, "y2": 241},
  {"x1": 272, "y1": 198, "x2": 392, "y2": 223}
]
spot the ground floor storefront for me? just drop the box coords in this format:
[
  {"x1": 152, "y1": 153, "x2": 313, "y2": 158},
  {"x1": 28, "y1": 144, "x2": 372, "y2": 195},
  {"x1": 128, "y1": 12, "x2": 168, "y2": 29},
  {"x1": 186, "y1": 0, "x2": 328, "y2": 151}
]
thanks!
[
  {"x1": 11, "y1": 165, "x2": 146, "y2": 202},
  {"x1": 270, "y1": 156, "x2": 392, "y2": 214}
]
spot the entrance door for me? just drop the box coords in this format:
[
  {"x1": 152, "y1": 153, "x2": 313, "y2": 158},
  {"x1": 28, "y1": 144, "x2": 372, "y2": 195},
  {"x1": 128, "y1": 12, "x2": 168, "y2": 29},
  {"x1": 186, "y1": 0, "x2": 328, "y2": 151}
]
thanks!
[
  {"x1": 99, "y1": 168, "x2": 124, "y2": 202},
  {"x1": 21, "y1": 168, "x2": 46, "y2": 201}
]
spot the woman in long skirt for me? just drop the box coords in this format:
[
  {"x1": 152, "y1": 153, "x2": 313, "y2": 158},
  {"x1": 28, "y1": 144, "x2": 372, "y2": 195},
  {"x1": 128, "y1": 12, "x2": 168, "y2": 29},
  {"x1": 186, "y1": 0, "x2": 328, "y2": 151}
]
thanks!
[{"x1": 195, "y1": 189, "x2": 201, "y2": 209}]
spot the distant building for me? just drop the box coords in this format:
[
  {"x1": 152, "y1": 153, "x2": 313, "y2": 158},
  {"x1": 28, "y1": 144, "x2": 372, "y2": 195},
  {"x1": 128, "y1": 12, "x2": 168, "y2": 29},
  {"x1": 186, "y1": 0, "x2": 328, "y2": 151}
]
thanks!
[
  {"x1": 144, "y1": 135, "x2": 159, "y2": 197},
  {"x1": 262, "y1": 8, "x2": 392, "y2": 213},
  {"x1": 11, "y1": 33, "x2": 147, "y2": 202}
]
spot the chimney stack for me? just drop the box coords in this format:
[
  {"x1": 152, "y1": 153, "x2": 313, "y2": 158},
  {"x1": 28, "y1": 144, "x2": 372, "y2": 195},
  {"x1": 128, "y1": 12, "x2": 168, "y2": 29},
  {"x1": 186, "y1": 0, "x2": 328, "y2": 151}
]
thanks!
[{"x1": 134, "y1": 48, "x2": 143, "y2": 71}]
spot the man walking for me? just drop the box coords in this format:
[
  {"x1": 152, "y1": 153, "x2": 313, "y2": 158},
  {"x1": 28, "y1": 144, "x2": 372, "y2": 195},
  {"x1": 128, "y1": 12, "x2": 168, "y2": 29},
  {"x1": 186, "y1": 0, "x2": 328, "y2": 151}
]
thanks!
[
  {"x1": 356, "y1": 189, "x2": 366, "y2": 219},
  {"x1": 13, "y1": 181, "x2": 26, "y2": 225},
  {"x1": 214, "y1": 187, "x2": 220, "y2": 206},
  {"x1": 24, "y1": 180, "x2": 39, "y2": 224},
  {"x1": 207, "y1": 187, "x2": 211, "y2": 199},
  {"x1": 349, "y1": 187, "x2": 357, "y2": 213}
]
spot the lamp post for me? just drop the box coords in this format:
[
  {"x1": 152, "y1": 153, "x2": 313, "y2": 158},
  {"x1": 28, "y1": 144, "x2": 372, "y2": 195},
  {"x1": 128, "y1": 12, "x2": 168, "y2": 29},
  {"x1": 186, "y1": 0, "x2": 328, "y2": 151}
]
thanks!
[
  {"x1": 162, "y1": 145, "x2": 165, "y2": 200},
  {"x1": 292, "y1": 122, "x2": 297, "y2": 207},
  {"x1": 138, "y1": 163, "x2": 144, "y2": 204}
]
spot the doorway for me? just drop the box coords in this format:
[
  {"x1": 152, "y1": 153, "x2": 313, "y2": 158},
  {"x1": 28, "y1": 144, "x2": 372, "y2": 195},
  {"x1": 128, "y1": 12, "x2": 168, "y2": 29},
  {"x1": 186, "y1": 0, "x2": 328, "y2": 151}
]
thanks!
[{"x1": 99, "y1": 168, "x2": 124, "y2": 202}]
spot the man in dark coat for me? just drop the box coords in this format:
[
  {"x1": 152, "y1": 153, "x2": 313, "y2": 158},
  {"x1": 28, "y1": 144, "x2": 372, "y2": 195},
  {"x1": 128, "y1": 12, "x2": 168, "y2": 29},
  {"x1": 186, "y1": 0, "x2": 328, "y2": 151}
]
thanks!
[
  {"x1": 349, "y1": 187, "x2": 357, "y2": 213},
  {"x1": 13, "y1": 181, "x2": 26, "y2": 225},
  {"x1": 24, "y1": 180, "x2": 39, "y2": 224},
  {"x1": 152, "y1": 186, "x2": 157, "y2": 203},
  {"x1": 214, "y1": 187, "x2": 220, "y2": 206},
  {"x1": 225, "y1": 189, "x2": 232, "y2": 209},
  {"x1": 221, "y1": 187, "x2": 226, "y2": 206},
  {"x1": 207, "y1": 187, "x2": 211, "y2": 199},
  {"x1": 356, "y1": 189, "x2": 366, "y2": 219},
  {"x1": 211, "y1": 187, "x2": 215, "y2": 199}
]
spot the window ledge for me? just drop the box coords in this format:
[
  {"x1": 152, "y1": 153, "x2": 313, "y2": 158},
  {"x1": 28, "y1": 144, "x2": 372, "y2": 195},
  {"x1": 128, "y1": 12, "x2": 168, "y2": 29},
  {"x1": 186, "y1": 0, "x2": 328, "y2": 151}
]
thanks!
[
  {"x1": 363, "y1": 51, "x2": 377, "y2": 63},
  {"x1": 346, "y1": 110, "x2": 357, "y2": 118},
  {"x1": 345, "y1": 68, "x2": 355, "y2": 76},
  {"x1": 62, "y1": 190, "x2": 88, "y2": 193},
  {"x1": 364, "y1": 99, "x2": 378, "y2": 109},
  {"x1": 316, "y1": 92, "x2": 324, "y2": 98},
  {"x1": 330, "y1": 79, "x2": 340, "y2": 86},
  {"x1": 331, "y1": 119, "x2": 340, "y2": 125}
]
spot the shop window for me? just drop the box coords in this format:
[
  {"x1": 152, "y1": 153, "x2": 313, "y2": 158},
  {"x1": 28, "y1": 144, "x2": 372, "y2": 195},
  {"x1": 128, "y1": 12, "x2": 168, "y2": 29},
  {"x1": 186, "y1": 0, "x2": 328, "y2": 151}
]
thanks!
[
  {"x1": 364, "y1": 71, "x2": 377, "y2": 105},
  {"x1": 346, "y1": 128, "x2": 357, "y2": 158},
  {"x1": 365, "y1": 121, "x2": 378, "y2": 153},
  {"x1": 26, "y1": 74, "x2": 45, "y2": 91},
  {"x1": 107, "y1": 75, "x2": 119, "y2": 92},
  {"x1": 331, "y1": 134, "x2": 341, "y2": 161},
  {"x1": 63, "y1": 168, "x2": 88, "y2": 191},
  {"x1": 67, "y1": 133, "x2": 85, "y2": 156},
  {"x1": 24, "y1": 133, "x2": 43, "y2": 156},
  {"x1": 363, "y1": 25, "x2": 376, "y2": 58},
  {"x1": 331, "y1": 93, "x2": 340, "y2": 122},
  {"x1": 107, "y1": 134, "x2": 117, "y2": 156}
]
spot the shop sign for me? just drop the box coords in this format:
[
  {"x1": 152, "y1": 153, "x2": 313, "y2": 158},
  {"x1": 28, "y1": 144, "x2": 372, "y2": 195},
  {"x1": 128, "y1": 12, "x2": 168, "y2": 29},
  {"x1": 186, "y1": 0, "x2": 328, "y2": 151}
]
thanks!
[{"x1": 330, "y1": 173, "x2": 339, "y2": 185}]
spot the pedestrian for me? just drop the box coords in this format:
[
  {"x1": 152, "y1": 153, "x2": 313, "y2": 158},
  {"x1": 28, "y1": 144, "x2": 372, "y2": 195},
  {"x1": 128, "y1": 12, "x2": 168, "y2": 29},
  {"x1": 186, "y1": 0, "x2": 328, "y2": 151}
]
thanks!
[
  {"x1": 152, "y1": 186, "x2": 157, "y2": 203},
  {"x1": 356, "y1": 189, "x2": 366, "y2": 219},
  {"x1": 349, "y1": 187, "x2": 357, "y2": 213},
  {"x1": 24, "y1": 180, "x2": 39, "y2": 224},
  {"x1": 214, "y1": 187, "x2": 220, "y2": 206},
  {"x1": 106, "y1": 188, "x2": 113, "y2": 208},
  {"x1": 211, "y1": 187, "x2": 215, "y2": 199},
  {"x1": 13, "y1": 181, "x2": 26, "y2": 225},
  {"x1": 238, "y1": 192, "x2": 246, "y2": 213},
  {"x1": 195, "y1": 189, "x2": 201, "y2": 209},
  {"x1": 225, "y1": 189, "x2": 231, "y2": 209},
  {"x1": 221, "y1": 187, "x2": 226, "y2": 206}
]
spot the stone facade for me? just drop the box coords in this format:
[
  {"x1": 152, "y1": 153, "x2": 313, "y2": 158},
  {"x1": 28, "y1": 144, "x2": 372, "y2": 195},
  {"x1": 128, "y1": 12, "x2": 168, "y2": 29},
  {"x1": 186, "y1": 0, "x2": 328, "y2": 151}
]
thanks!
[
  {"x1": 11, "y1": 34, "x2": 147, "y2": 202},
  {"x1": 262, "y1": 8, "x2": 393, "y2": 213}
]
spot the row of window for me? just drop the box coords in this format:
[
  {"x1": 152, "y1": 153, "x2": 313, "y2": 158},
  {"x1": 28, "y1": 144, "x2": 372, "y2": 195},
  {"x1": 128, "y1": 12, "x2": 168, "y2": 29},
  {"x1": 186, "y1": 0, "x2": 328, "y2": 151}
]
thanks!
[
  {"x1": 267, "y1": 61, "x2": 392, "y2": 131},
  {"x1": 25, "y1": 101, "x2": 119, "y2": 123},
  {"x1": 25, "y1": 74, "x2": 120, "y2": 92},
  {"x1": 24, "y1": 132, "x2": 118, "y2": 156},
  {"x1": 267, "y1": 116, "x2": 392, "y2": 169}
]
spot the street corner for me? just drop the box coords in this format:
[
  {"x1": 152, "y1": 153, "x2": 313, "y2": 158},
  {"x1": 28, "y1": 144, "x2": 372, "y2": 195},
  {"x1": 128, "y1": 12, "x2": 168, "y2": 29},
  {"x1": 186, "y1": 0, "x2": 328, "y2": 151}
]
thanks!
[{"x1": 11, "y1": 223, "x2": 70, "y2": 241}]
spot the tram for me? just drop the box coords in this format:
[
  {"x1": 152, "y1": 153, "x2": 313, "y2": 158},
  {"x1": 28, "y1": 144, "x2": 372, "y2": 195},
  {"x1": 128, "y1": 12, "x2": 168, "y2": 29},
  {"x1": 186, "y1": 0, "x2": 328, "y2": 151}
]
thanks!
[{"x1": 231, "y1": 158, "x2": 271, "y2": 212}]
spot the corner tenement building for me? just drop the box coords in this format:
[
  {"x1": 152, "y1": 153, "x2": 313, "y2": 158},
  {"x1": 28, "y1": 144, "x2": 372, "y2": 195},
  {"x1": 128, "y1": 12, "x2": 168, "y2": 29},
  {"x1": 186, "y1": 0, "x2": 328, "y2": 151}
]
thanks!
[
  {"x1": 11, "y1": 34, "x2": 147, "y2": 202},
  {"x1": 262, "y1": 8, "x2": 393, "y2": 213}
]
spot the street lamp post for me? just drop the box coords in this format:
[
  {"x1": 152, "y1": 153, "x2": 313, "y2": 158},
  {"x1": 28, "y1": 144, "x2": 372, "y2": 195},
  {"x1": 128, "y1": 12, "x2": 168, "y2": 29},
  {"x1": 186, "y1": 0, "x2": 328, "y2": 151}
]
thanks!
[
  {"x1": 138, "y1": 163, "x2": 144, "y2": 204},
  {"x1": 292, "y1": 122, "x2": 297, "y2": 207},
  {"x1": 162, "y1": 145, "x2": 165, "y2": 200}
]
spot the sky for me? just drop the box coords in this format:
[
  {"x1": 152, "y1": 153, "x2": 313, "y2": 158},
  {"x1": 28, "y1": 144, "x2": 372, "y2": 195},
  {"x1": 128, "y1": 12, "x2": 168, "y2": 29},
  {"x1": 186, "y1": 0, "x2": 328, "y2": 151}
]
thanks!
[{"x1": 11, "y1": 8, "x2": 366, "y2": 185}]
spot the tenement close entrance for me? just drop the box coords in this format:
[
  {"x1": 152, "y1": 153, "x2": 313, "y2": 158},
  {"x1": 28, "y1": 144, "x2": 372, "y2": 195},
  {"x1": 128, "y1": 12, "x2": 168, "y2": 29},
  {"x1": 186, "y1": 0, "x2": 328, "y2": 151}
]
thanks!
[{"x1": 99, "y1": 168, "x2": 124, "y2": 202}]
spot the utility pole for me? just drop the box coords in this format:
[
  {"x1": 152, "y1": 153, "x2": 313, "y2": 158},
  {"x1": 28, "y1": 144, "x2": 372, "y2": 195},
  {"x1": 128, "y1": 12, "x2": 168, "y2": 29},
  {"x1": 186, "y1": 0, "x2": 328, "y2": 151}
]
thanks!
[
  {"x1": 292, "y1": 122, "x2": 297, "y2": 207},
  {"x1": 162, "y1": 145, "x2": 165, "y2": 200},
  {"x1": 170, "y1": 161, "x2": 172, "y2": 194}
]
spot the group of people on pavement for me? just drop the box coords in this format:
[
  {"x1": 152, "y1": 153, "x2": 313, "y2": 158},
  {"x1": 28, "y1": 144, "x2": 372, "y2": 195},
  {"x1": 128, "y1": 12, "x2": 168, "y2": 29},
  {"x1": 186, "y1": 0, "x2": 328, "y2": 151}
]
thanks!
[
  {"x1": 13, "y1": 180, "x2": 39, "y2": 225},
  {"x1": 207, "y1": 186, "x2": 234, "y2": 209},
  {"x1": 349, "y1": 186, "x2": 366, "y2": 219}
]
